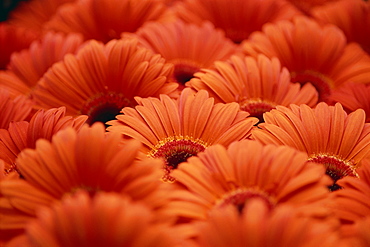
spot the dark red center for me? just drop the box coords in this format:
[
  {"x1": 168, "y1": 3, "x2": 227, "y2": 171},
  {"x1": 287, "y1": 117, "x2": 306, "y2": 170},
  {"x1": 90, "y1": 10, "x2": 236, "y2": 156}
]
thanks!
[
  {"x1": 171, "y1": 61, "x2": 201, "y2": 86},
  {"x1": 239, "y1": 100, "x2": 275, "y2": 123}
]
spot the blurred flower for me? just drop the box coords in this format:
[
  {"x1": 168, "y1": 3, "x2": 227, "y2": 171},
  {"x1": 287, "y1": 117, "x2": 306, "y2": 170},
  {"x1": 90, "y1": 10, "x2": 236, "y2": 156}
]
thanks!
[
  {"x1": 242, "y1": 16, "x2": 370, "y2": 103},
  {"x1": 31, "y1": 38, "x2": 176, "y2": 125},
  {"x1": 107, "y1": 88, "x2": 258, "y2": 182},
  {"x1": 188, "y1": 54, "x2": 318, "y2": 122},
  {"x1": 252, "y1": 103, "x2": 370, "y2": 191},
  {"x1": 286, "y1": 0, "x2": 339, "y2": 15}
]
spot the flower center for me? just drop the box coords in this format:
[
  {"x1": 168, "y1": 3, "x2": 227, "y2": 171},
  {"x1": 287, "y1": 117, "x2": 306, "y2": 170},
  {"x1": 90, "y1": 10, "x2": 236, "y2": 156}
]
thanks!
[
  {"x1": 150, "y1": 137, "x2": 207, "y2": 183},
  {"x1": 290, "y1": 70, "x2": 333, "y2": 103},
  {"x1": 216, "y1": 188, "x2": 276, "y2": 213},
  {"x1": 308, "y1": 154, "x2": 359, "y2": 191},
  {"x1": 239, "y1": 99, "x2": 275, "y2": 123},
  {"x1": 170, "y1": 59, "x2": 201, "y2": 87},
  {"x1": 81, "y1": 92, "x2": 134, "y2": 126}
]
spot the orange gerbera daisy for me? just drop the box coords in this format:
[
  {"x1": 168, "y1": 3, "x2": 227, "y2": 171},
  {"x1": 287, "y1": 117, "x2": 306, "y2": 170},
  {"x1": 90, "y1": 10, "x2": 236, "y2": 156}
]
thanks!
[
  {"x1": 0, "y1": 107, "x2": 87, "y2": 176},
  {"x1": 1, "y1": 32, "x2": 84, "y2": 97},
  {"x1": 330, "y1": 82, "x2": 370, "y2": 122},
  {"x1": 252, "y1": 102, "x2": 370, "y2": 191},
  {"x1": 312, "y1": 0, "x2": 370, "y2": 55},
  {"x1": 172, "y1": 0, "x2": 300, "y2": 43},
  {"x1": 194, "y1": 199, "x2": 340, "y2": 247},
  {"x1": 0, "y1": 89, "x2": 34, "y2": 129},
  {"x1": 31, "y1": 37, "x2": 176, "y2": 125},
  {"x1": 187, "y1": 54, "x2": 318, "y2": 122},
  {"x1": 45, "y1": 0, "x2": 172, "y2": 43},
  {"x1": 242, "y1": 16, "x2": 370, "y2": 103},
  {"x1": 7, "y1": 191, "x2": 184, "y2": 247},
  {"x1": 107, "y1": 88, "x2": 258, "y2": 182},
  {"x1": 123, "y1": 19, "x2": 238, "y2": 88},
  {"x1": 0, "y1": 22, "x2": 38, "y2": 70},
  {"x1": 0, "y1": 123, "x2": 169, "y2": 242},
  {"x1": 166, "y1": 140, "x2": 332, "y2": 222}
]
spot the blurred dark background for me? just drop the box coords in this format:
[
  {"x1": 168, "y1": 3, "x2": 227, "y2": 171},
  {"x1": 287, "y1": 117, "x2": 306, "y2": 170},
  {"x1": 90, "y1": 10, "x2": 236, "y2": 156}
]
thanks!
[{"x1": 0, "y1": 0, "x2": 28, "y2": 21}]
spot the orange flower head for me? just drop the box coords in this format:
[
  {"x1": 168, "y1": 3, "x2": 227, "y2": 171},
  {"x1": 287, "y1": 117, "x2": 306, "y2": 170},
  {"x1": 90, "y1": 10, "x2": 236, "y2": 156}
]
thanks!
[
  {"x1": 45, "y1": 0, "x2": 172, "y2": 43},
  {"x1": 252, "y1": 102, "x2": 370, "y2": 191},
  {"x1": 8, "y1": 191, "x2": 183, "y2": 247},
  {"x1": 173, "y1": 0, "x2": 301, "y2": 43},
  {"x1": 124, "y1": 19, "x2": 238, "y2": 88},
  {"x1": 0, "y1": 107, "x2": 87, "y2": 176},
  {"x1": 167, "y1": 140, "x2": 332, "y2": 221},
  {"x1": 107, "y1": 88, "x2": 258, "y2": 182},
  {"x1": 31, "y1": 37, "x2": 176, "y2": 125},
  {"x1": 188, "y1": 54, "x2": 318, "y2": 123},
  {"x1": 242, "y1": 16, "x2": 370, "y2": 103}
]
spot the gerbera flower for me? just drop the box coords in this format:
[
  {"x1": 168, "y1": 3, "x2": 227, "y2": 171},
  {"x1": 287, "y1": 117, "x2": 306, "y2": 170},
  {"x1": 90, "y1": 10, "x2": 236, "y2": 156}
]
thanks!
[
  {"x1": 311, "y1": 0, "x2": 370, "y2": 54},
  {"x1": 1, "y1": 32, "x2": 84, "y2": 97},
  {"x1": 6, "y1": 0, "x2": 75, "y2": 34},
  {"x1": 172, "y1": 0, "x2": 300, "y2": 43},
  {"x1": 242, "y1": 16, "x2": 370, "y2": 103},
  {"x1": 187, "y1": 54, "x2": 318, "y2": 122},
  {"x1": 166, "y1": 140, "x2": 332, "y2": 222},
  {"x1": 194, "y1": 199, "x2": 340, "y2": 247},
  {"x1": 0, "y1": 22, "x2": 38, "y2": 70},
  {"x1": 0, "y1": 107, "x2": 87, "y2": 176},
  {"x1": 0, "y1": 123, "x2": 170, "y2": 242},
  {"x1": 0, "y1": 89, "x2": 34, "y2": 129},
  {"x1": 107, "y1": 88, "x2": 259, "y2": 182},
  {"x1": 31, "y1": 37, "x2": 176, "y2": 125},
  {"x1": 7, "y1": 191, "x2": 184, "y2": 247},
  {"x1": 45, "y1": 0, "x2": 172, "y2": 43},
  {"x1": 252, "y1": 102, "x2": 370, "y2": 191},
  {"x1": 330, "y1": 82, "x2": 370, "y2": 122},
  {"x1": 123, "y1": 19, "x2": 238, "y2": 88}
]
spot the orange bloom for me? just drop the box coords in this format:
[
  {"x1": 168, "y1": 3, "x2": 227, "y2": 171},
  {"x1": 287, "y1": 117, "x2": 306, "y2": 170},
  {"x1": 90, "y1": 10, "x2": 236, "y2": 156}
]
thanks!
[
  {"x1": 167, "y1": 140, "x2": 332, "y2": 221},
  {"x1": 195, "y1": 199, "x2": 340, "y2": 247},
  {"x1": 7, "y1": 191, "x2": 183, "y2": 247},
  {"x1": 188, "y1": 54, "x2": 318, "y2": 122},
  {"x1": 242, "y1": 16, "x2": 370, "y2": 103},
  {"x1": 31, "y1": 37, "x2": 176, "y2": 125},
  {"x1": 1, "y1": 32, "x2": 84, "y2": 97},
  {"x1": 312, "y1": 0, "x2": 370, "y2": 54},
  {"x1": 252, "y1": 103, "x2": 370, "y2": 191},
  {"x1": 0, "y1": 90, "x2": 34, "y2": 129},
  {"x1": 45, "y1": 0, "x2": 172, "y2": 43},
  {"x1": 107, "y1": 88, "x2": 258, "y2": 182},
  {"x1": 286, "y1": 0, "x2": 339, "y2": 15},
  {"x1": 0, "y1": 22, "x2": 38, "y2": 70},
  {"x1": 330, "y1": 82, "x2": 370, "y2": 122},
  {"x1": 0, "y1": 123, "x2": 169, "y2": 242},
  {"x1": 124, "y1": 19, "x2": 238, "y2": 88},
  {"x1": 173, "y1": 0, "x2": 300, "y2": 43},
  {"x1": 0, "y1": 107, "x2": 87, "y2": 176}
]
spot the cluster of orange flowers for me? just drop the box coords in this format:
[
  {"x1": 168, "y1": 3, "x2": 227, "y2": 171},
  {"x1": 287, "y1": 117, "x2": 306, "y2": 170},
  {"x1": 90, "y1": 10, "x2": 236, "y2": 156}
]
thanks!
[{"x1": 1, "y1": 0, "x2": 370, "y2": 246}]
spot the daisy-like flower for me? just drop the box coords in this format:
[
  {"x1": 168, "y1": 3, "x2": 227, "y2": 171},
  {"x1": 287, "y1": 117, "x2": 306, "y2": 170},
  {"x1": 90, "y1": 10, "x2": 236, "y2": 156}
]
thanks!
[
  {"x1": 330, "y1": 82, "x2": 370, "y2": 122},
  {"x1": 0, "y1": 123, "x2": 169, "y2": 242},
  {"x1": 0, "y1": 22, "x2": 38, "y2": 70},
  {"x1": 166, "y1": 140, "x2": 332, "y2": 222},
  {"x1": 107, "y1": 88, "x2": 258, "y2": 182},
  {"x1": 31, "y1": 37, "x2": 176, "y2": 125},
  {"x1": 0, "y1": 107, "x2": 87, "y2": 176},
  {"x1": 0, "y1": 90, "x2": 34, "y2": 129},
  {"x1": 188, "y1": 54, "x2": 318, "y2": 122},
  {"x1": 195, "y1": 199, "x2": 340, "y2": 247},
  {"x1": 45, "y1": 0, "x2": 172, "y2": 43},
  {"x1": 7, "y1": 191, "x2": 183, "y2": 247},
  {"x1": 242, "y1": 16, "x2": 370, "y2": 103},
  {"x1": 124, "y1": 19, "x2": 238, "y2": 88},
  {"x1": 1, "y1": 32, "x2": 84, "y2": 97},
  {"x1": 252, "y1": 102, "x2": 370, "y2": 191},
  {"x1": 172, "y1": 0, "x2": 300, "y2": 43},
  {"x1": 311, "y1": 0, "x2": 370, "y2": 54}
]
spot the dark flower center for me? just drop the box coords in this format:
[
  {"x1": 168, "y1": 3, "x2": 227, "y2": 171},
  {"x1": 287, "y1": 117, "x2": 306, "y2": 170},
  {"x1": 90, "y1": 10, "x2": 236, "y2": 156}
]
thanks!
[
  {"x1": 239, "y1": 99, "x2": 275, "y2": 123},
  {"x1": 81, "y1": 92, "x2": 134, "y2": 126},
  {"x1": 291, "y1": 70, "x2": 333, "y2": 103},
  {"x1": 151, "y1": 138, "x2": 206, "y2": 182},
  {"x1": 171, "y1": 60, "x2": 201, "y2": 86}
]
